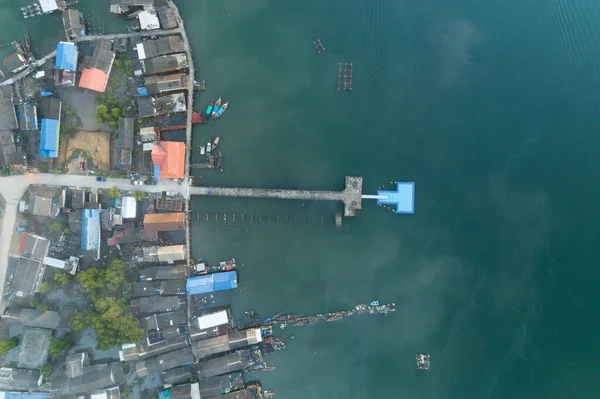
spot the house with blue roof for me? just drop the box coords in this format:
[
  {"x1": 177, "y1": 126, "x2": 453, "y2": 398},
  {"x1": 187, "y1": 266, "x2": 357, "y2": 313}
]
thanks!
[
  {"x1": 54, "y1": 42, "x2": 78, "y2": 86},
  {"x1": 81, "y1": 208, "x2": 101, "y2": 260},
  {"x1": 38, "y1": 97, "x2": 61, "y2": 159}
]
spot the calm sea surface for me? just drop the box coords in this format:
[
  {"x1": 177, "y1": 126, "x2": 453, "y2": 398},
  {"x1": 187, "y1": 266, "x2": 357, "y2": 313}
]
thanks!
[{"x1": 4, "y1": 0, "x2": 600, "y2": 397}]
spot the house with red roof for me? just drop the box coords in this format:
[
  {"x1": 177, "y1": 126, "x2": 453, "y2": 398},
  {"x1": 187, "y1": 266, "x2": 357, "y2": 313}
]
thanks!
[
  {"x1": 78, "y1": 40, "x2": 115, "y2": 93},
  {"x1": 151, "y1": 141, "x2": 185, "y2": 179}
]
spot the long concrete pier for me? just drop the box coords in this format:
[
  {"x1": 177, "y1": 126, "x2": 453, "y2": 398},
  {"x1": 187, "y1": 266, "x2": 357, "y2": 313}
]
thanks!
[
  {"x1": 190, "y1": 176, "x2": 364, "y2": 216},
  {"x1": 73, "y1": 28, "x2": 182, "y2": 43}
]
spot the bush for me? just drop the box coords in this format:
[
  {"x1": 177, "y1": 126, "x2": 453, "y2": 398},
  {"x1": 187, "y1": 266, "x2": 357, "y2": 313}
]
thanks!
[
  {"x1": 40, "y1": 362, "x2": 52, "y2": 376},
  {"x1": 49, "y1": 334, "x2": 72, "y2": 357},
  {"x1": 37, "y1": 282, "x2": 50, "y2": 294},
  {"x1": 0, "y1": 338, "x2": 18, "y2": 354},
  {"x1": 50, "y1": 223, "x2": 63, "y2": 233},
  {"x1": 54, "y1": 271, "x2": 70, "y2": 287},
  {"x1": 108, "y1": 186, "x2": 121, "y2": 199},
  {"x1": 36, "y1": 304, "x2": 49, "y2": 312}
]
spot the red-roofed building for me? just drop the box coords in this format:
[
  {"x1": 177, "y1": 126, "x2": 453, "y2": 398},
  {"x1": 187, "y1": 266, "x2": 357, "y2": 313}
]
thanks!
[
  {"x1": 151, "y1": 141, "x2": 185, "y2": 179},
  {"x1": 79, "y1": 68, "x2": 110, "y2": 92},
  {"x1": 78, "y1": 40, "x2": 115, "y2": 93}
]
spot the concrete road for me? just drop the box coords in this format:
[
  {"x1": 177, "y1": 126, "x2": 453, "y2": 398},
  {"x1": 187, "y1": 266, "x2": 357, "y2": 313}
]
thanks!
[{"x1": 0, "y1": 173, "x2": 190, "y2": 312}]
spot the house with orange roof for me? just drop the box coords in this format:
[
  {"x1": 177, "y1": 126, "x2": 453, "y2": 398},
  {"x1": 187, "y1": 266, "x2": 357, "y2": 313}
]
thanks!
[
  {"x1": 151, "y1": 141, "x2": 185, "y2": 179},
  {"x1": 78, "y1": 40, "x2": 115, "y2": 93}
]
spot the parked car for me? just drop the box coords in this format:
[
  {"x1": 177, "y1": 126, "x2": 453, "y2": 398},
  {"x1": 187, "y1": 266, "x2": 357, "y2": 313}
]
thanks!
[
  {"x1": 131, "y1": 180, "x2": 143, "y2": 186},
  {"x1": 79, "y1": 161, "x2": 85, "y2": 173},
  {"x1": 162, "y1": 191, "x2": 174, "y2": 196},
  {"x1": 144, "y1": 180, "x2": 157, "y2": 185},
  {"x1": 15, "y1": 227, "x2": 26, "y2": 232},
  {"x1": 96, "y1": 177, "x2": 107, "y2": 182}
]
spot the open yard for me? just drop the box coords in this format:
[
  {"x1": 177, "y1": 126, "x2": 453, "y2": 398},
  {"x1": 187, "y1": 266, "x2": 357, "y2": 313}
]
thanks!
[{"x1": 59, "y1": 131, "x2": 111, "y2": 173}]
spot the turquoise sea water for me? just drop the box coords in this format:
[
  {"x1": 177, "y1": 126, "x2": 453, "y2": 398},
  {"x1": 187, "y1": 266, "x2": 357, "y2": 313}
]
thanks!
[{"x1": 4, "y1": 0, "x2": 600, "y2": 397}]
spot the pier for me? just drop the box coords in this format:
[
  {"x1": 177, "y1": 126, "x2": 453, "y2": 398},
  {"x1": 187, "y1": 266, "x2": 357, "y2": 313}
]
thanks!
[
  {"x1": 72, "y1": 28, "x2": 182, "y2": 43},
  {"x1": 190, "y1": 176, "x2": 363, "y2": 217}
]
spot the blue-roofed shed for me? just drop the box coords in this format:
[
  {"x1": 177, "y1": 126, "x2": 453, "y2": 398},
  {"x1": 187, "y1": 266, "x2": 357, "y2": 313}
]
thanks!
[
  {"x1": 81, "y1": 208, "x2": 101, "y2": 254},
  {"x1": 377, "y1": 182, "x2": 415, "y2": 214},
  {"x1": 1, "y1": 393, "x2": 49, "y2": 399},
  {"x1": 186, "y1": 271, "x2": 238, "y2": 295},
  {"x1": 153, "y1": 164, "x2": 160, "y2": 179},
  {"x1": 55, "y1": 42, "x2": 78, "y2": 71},
  {"x1": 39, "y1": 119, "x2": 60, "y2": 158}
]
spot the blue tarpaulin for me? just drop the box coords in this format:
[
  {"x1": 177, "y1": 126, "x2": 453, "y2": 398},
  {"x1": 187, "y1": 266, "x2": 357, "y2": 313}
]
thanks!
[
  {"x1": 40, "y1": 91, "x2": 53, "y2": 97},
  {"x1": 137, "y1": 87, "x2": 149, "y2": 96},
  {"x1": 55, "y1": 42, "x2": 78, "y2": 71},
  {"x1": 186, "y1": 271, "x2": 238, "y2": 295},
  {"x1": 2, "y1": 394, "x2": 49, "y2": 399},
  {"x1": 39, "y1": 119, "x2": 60, "y2": 158},
  {"x1": 153, "y1": 165, "x2": 160, "y2": 179}
]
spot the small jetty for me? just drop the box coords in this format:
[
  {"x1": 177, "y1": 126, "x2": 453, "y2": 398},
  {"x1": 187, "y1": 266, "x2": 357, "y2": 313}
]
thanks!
[
  {"x1": 313, "y1": 39, "x2": 325, "y2": 53},
  {"x1": 246, "y1": 301, "x2": 396, "y2": 330},
  {"x1": 194, "y1": 79, "x2": 206, "y2": 91},
  {"x1": 337, "y1": 62, "x2": 353, "y2": 91}
]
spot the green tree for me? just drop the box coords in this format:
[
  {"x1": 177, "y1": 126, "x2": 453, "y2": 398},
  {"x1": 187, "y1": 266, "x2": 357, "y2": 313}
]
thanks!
[
  {"x1": 133, "y1": 191, "x2": 146, "y2": 201},
  {"x1": 50, "y1": 223, "x2": 63, "y2": 233},
  {"x1": 40, "y1": 362, "x2": 52, "y2": 376},
  {"x1": 63, "y1": 227, "x2": 72, "y2": 235},
  {"x1": 0, "y1": 338, "x2": 18, "y2": 354},
  {"x1": 29, "y1": 298, "x2": 39, "y2": 308},
  {"x1": 69, "y1": 312, "x2": 90, "y2": 331},
  {"x1": 36, "y1": 304, "x2": 49, "y2": 312},
  {"x1": 110, "y1": 121, "x2": 118, "y2": 129},
  {"x1": 105, "y1": 258, "x2": 126, "y2": 291},
  {"x1": 89, "y1": 297, "x2": 144, "y2": 350},
  {"x1": 49, "y1": 334, "x2": 72, "y2": 357},
  {"x1": 108, "y1": 186, "x2": 120, "y2": 199},
  {"x1": 37, "y1": 282, "x2": 49, "y2": 294},
  {"x1": 54, "y1": 270, "x2": 70, "y2": 287},
  {"x1": 77, "y1": 268, "x2": 105, "y2": 297}
]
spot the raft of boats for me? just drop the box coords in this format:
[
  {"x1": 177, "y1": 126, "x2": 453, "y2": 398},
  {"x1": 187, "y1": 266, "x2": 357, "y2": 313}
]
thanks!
[{"x1": 204, "y1": 97, "x2": 229, "y2": 120}]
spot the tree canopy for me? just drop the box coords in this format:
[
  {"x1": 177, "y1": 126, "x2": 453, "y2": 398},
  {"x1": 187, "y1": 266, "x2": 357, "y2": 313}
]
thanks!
[
  {"x1": 108, "y1": 186, "x2": 121, "y2": 199},
  {"x1": 54, "y1": 270, "x2": 70, "y2": 287},
  {"x1": 0, "y1": 338, "x2": 18, "y2": 354},
  {"x1": 40, "y1": 363, "x2": 52, "y2": 376},
  {"x1": 49, "y1": 334, "x2": 72, "y2": 357}
]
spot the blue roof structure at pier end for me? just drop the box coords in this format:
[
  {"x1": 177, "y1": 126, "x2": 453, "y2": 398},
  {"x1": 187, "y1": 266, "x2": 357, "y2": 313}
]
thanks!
[{"x1": 377, "y1": 182, "x2": 415, "y2": 214}]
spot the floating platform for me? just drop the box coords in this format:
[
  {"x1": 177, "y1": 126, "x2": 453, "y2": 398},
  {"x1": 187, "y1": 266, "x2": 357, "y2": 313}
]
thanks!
[
  {"x1": 416, "y1": 353, "x2": 430, "y2": 371},
  {"x1": 376, "y1": 182, "x2": 415, "y2": 214},
  {"x1": 313, "y1": 39, "x2": 325, "y2": 53},
  {"x1": 337, "y1": 62, "x2": 353, "y2": 91}
]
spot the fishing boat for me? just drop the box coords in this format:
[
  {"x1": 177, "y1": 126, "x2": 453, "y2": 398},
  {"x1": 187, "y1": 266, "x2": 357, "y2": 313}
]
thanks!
[
  {"x1": 206, "y1": 141, "x2": 212, "y2": 153},
  {"x1": 214, "y1": 101, "x2": 228, "y2": 119},
  {"x1": 211, "y1": 97, "x2": 222, "y2": 118},
  {"x1": 200, "y1": 146, "x2": 205, "y2": 155},
  {"x1": 211, "y1": 134, "x2": 221, "y2": 151},
  {"x1": 204, "y1": 99, "x2": 214, "y2": 118},
  {"x1": 370, "y1": 300, "x2": 380, "y2": 307}
]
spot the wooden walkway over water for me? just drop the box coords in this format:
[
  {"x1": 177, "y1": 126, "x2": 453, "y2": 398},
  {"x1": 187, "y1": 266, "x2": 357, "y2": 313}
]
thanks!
[{"x1": 190, "y1": 176, "x2": 363, "y2": 217}]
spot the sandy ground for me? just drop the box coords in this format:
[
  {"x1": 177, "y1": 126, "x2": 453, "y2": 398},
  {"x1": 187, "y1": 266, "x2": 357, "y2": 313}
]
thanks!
[{"x1": 59, "y1": 131, "x2": 112, "y2": 172}]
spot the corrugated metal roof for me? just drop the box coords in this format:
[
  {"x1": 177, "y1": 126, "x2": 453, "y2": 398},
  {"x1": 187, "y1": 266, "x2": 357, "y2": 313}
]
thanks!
[
  {"x1": 81, "y1": 209, "x2": 101, "y2": 250},
  {"x1": 186, "y1": 272, "x2": 238, "y2": 295},
  {"x1": 55, "y1": 42, "x2": 78, "y2": 71},
  {"x1": 39, "y1": 119, "x2": 59, "y2": 158}
]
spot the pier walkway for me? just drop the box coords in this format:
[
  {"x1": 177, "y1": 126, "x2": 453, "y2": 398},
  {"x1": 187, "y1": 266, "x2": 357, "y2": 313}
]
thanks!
[
  {"x1": 73, "y1": 28, "x2": 182, "y2": 43},
  {"x1": 0, "y1": 50, "x2": 56, "y2": 86},
  {"x1": 190, "y1": 177, "x2": 363, "y2": 217}
]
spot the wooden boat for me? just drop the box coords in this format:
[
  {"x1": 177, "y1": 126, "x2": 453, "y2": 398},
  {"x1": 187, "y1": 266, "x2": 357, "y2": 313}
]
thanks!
[
  {"x1": 211, "y1": 134, "x2": 221, "y2": 151},
  {"x1": 204, "y1": 99, "x2": 214, "y2": 118},
  {"x1": 214, "y1": 101, "x2": 228, "y2": 119},
  {"x1": 211, "y1": 97, "x2": 222, "y2": 117}
]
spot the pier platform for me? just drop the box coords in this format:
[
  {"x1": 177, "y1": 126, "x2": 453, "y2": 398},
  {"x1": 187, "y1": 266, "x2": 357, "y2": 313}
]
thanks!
[{"x1": 190, "y1": 176, "x2": 363, "y2": 217}]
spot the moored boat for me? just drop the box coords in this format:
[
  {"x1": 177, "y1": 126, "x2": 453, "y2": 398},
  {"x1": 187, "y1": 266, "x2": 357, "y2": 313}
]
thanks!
[
  {"x1": 206, "y1": 141, "x2": 212, "y2": 153},
  {"x1": 211, "y1": 97, "x2": 222, "y2": 117},
  {"x1": 200, "y1": 146, "x2": 205, "y2": 155},
  {"x1": 214, "y1": 101, "x2": 228, "y2": 119},
  {"x1": 211, "y1": 134, "x2": 221, "y2": 151},
  {"x1": 204, "y1": 99, "x2": 214, "y2": 118}
]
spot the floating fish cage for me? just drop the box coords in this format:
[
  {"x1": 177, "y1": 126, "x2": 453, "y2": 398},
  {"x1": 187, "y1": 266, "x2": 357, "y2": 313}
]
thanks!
[
  {"x1": 21, "y1": 3, "x2": 42, "y2": 18},
  {"x1": 337, "y1": 62, "x2": 353, "y2": 91},
  {"x1": 313, "y1": 39, "x2": 325, "y2": 54}
]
